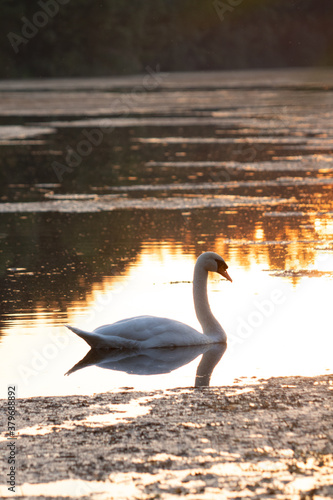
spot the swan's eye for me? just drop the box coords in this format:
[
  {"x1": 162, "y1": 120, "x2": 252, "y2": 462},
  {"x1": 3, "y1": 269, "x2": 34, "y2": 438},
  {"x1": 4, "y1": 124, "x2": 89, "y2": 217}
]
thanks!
[{"x1": 215, "y1": 259, "x2": 227, "y2": 271}]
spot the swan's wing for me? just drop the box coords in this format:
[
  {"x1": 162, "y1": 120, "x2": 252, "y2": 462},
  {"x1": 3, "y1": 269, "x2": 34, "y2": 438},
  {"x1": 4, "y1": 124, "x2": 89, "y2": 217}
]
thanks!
[{"x1": 93, "y1": 315, "x2": 201, "y2": 344}]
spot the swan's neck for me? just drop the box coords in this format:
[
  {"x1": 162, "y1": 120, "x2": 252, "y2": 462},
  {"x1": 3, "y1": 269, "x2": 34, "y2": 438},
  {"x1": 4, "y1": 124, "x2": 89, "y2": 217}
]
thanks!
[{"x1": 193, "y1": 262, "x2": 226, "y2": 340}]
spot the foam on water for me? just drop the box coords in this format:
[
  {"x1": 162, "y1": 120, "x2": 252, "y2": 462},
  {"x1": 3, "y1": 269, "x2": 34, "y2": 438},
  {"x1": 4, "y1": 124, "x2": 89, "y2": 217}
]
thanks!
[{"x1": 0, "y1": 194, "x2": 288, "y2": 213}]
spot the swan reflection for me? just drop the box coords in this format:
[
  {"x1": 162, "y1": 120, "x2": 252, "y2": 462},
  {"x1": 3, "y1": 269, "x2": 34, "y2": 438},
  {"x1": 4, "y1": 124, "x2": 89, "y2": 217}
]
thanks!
[{"x1": 66, "y1": 343, "x2": 226, "y2": 387}]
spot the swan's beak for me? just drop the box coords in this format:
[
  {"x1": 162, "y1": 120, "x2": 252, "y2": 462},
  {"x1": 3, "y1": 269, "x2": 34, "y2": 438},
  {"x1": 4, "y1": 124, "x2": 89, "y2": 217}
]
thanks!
[{"x1": 220, "y1": 269, "x2": 232, "y2": 282}]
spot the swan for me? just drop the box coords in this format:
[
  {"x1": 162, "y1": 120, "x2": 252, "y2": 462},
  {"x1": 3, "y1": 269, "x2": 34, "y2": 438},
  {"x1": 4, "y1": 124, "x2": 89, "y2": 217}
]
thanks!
[{"x1": 66, "y1": 251, "x2": 232, "y2": 349}]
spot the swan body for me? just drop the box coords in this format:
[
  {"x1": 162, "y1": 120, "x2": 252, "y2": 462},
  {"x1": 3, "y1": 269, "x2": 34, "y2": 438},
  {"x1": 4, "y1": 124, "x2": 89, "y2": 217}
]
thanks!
[{"x1": 66, "y1": 251, "x2": 232, "y2": 349}]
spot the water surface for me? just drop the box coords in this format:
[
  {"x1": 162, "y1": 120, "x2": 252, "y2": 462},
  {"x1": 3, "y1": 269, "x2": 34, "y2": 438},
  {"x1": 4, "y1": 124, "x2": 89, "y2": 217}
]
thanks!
[{"x1": 0, "y1": 68, "x2": 332, "y2": 397}]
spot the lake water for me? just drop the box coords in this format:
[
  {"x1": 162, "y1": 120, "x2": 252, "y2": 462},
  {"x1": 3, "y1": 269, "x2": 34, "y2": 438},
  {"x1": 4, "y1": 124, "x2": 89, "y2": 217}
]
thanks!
[{"x1": 0, "y1": 68, "x2": 332, "y2": 398}]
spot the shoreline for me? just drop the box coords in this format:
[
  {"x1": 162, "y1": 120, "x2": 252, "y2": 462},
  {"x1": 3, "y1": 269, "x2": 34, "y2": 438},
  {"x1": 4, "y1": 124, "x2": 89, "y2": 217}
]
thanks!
[{"x1": 1, "y1": 373, "x2": 332, "y2": 499}]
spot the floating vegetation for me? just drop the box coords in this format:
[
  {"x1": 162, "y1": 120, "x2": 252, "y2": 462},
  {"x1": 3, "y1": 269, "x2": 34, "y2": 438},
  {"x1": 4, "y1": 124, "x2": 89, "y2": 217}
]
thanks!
[
  {"x1": 0, "y1": 195, "x2": 288, "y2": 213},
  {"x1": 268, "y1": 269, "x2": 333, "y2": 278}
]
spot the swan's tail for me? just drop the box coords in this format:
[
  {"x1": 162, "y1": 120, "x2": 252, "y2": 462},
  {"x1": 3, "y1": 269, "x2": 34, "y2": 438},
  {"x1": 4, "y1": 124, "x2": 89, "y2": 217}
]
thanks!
[
  {"x1": 66, "y1": 324, "x2": 100, "y2": 348},
  {"x1": 65, "y1": 324, "x2": 140, "y2": 350}
]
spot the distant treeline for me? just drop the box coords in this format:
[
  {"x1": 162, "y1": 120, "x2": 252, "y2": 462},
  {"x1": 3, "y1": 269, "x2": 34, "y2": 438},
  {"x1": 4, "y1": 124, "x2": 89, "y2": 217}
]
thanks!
[{"x1": 1, "y1": 0, "x2": 333, "y2": 78}]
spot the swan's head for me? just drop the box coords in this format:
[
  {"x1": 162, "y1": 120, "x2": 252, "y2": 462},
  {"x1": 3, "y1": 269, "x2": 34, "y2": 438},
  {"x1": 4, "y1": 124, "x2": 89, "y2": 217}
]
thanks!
[{"x1": 198, "y1": 252, "x2": 232, "y2": 282}]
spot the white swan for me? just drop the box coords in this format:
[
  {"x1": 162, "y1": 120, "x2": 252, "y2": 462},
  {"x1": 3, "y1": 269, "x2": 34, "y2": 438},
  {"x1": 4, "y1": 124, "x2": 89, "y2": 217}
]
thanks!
[{"x1": 66, "y1": 251, "x2": 232, "y2": 349}]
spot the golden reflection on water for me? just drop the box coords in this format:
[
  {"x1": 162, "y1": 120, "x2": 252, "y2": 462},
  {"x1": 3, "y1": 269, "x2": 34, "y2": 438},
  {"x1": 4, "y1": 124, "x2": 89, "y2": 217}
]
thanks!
[{"x1": 0, "y1": 217, "x2": 332, "y2": 397}]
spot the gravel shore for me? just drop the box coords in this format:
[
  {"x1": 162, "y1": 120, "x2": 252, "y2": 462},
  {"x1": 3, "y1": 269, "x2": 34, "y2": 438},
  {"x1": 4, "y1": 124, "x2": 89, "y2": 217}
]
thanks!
[{"x1": 1, "y1": 374, "x2": 332, "y2": 499}]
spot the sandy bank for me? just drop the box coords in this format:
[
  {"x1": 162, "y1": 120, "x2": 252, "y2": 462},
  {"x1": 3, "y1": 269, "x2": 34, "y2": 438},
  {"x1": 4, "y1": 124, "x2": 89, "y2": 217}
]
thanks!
[{"x1": 1, "y1": 374, "x2": 332, "y2": 499}]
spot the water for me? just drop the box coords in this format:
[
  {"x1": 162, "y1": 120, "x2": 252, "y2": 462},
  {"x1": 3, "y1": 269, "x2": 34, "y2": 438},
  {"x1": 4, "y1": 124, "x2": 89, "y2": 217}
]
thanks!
[{"x1": 0, "y1": 68, "x2": 332, "y2": 398}]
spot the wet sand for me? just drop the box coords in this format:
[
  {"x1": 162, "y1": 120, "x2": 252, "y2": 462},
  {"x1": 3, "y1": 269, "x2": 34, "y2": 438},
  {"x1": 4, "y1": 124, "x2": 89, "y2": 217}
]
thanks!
[{"x1": 1, "y1": 374, "x2": 332, "y2": 499}]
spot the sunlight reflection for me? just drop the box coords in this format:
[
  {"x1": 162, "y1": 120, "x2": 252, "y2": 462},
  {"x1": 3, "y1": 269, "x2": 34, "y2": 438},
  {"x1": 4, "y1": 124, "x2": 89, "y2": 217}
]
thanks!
[
  {"x1": 0, "y1": 225, "x2": 332, "y2": 397},
  {"x1": 314, "y1": 217, "x2": 333, "y2": 238}
]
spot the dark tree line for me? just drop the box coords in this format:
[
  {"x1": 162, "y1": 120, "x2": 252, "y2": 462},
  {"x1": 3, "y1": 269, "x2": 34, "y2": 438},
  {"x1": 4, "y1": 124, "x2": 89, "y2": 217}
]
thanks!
[{"x1": 0, "y1": 0, "x2": 332, "y2": 78}]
